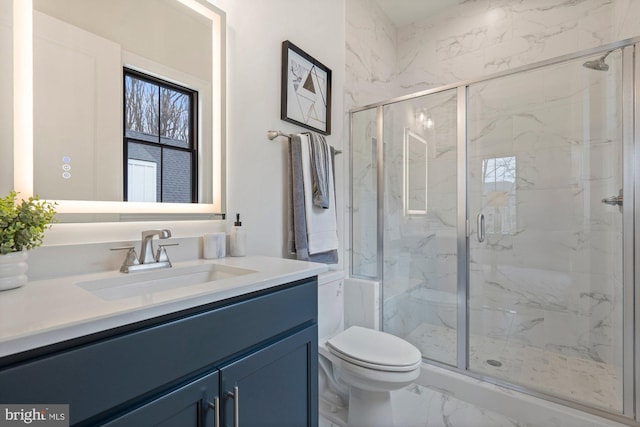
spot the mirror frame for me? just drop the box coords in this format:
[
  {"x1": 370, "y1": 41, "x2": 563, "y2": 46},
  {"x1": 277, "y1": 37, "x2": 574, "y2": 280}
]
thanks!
[{"x1": 13, "y1": 0, "x2": 226, "y2": 221}]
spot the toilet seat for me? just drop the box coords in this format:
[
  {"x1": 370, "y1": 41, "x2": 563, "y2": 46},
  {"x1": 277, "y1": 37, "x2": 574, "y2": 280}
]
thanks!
[{"x1": 327, "y1": 326, "x2": 422, "y2": 372}]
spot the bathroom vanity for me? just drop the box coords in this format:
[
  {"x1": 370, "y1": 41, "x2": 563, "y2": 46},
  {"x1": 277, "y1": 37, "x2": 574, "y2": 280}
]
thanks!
[{"x1": 0, "y1": 256, "x2": 325, "y2": 426}]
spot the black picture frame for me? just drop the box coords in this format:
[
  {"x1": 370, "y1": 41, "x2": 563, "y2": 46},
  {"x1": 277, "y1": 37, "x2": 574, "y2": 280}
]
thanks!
[{"x1": 281, "y1": 40, "x2": 332, "y2": 135}]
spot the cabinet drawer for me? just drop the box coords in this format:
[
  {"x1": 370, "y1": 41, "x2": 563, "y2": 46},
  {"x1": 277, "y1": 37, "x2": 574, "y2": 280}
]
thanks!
[{"x1": 0, "y1": 277, "x2": 317, "y2": 424}]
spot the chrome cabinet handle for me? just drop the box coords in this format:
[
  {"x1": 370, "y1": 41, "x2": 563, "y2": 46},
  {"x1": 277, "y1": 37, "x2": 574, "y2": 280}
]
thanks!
[
  {"x1": 477, "y1": 213, "x2": 485, "y2": 243},
  {"x1": 226, "y1": 386, "x2": 239, "y2": 427},
  {"x1": 207, "y1": 397, "x2": 220, "y2": 427}
]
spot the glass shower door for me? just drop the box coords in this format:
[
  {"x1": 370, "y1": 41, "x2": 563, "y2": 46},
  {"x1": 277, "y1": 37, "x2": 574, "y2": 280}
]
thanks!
[
  {"x1": 467, "y1": 51, "x2": 624, "y2": 411},
  {"x1": 381, "y1": 89, "x2": 459, "y2": 366},
  {"x1": 351, "y1": 107, "x2": 379, "y2": 279}
]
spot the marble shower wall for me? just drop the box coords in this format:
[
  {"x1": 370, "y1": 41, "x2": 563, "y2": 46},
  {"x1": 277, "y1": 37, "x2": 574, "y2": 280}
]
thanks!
[
  {"x1": 346, "y1": 0, "x2": 397, "y2": 281},
  {"x1": 396, "y1": 0, "x2": 640, "y2": 94},
  {"x1": 345, "y1": 0, "x2": 397, "y2": 110}
]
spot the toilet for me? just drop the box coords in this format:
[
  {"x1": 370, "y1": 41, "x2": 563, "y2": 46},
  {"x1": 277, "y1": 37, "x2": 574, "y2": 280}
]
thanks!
[{"x1": 318, "y1": 271, "x2": 422, "y2": 427}]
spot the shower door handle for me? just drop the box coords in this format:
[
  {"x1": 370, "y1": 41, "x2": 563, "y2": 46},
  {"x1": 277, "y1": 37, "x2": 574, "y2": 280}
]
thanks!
[
  {"x1": 601, "y1": 189, "x2": 623, "y2": 212},
  {"x1": 601, "y1": 195, "x2": 623, "y2": 206},
  {"x1": 477, "y1": 213, "x2": 485, "y2": 243}
]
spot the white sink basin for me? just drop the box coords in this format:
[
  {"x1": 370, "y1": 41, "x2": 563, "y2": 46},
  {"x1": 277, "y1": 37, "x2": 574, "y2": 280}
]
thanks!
[{"x1": 76, "y1": 263, "x2": 256, "y2": 301}]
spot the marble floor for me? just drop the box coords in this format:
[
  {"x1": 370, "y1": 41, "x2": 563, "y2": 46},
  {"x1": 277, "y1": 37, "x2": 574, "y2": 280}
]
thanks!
[
  {"x1": 405, "y1": 323, "x2": 622, "y2": 412},
  {"x1": 320, "y1": 382, "x2": 535, "y2": 427}
]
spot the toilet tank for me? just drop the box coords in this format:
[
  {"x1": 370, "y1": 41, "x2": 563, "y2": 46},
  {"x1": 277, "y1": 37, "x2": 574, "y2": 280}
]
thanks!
[{"x1": 317, "y1": 270, "x2": 345, "y2": 341}]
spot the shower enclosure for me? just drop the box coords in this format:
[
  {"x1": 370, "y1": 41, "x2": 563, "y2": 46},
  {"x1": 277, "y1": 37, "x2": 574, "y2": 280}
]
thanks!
[{"x1": 350, "y1": 39, "x2": 638, "y2": 423}]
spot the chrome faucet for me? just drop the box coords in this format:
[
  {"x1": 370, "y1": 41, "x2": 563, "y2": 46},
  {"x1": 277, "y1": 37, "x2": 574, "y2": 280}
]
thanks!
[
  {"x1": 112, "y1": 229, "x2": 177, "y2": 273},
  {"x1": 140, "y1": 229, "x2": 171, "y2": 264}
]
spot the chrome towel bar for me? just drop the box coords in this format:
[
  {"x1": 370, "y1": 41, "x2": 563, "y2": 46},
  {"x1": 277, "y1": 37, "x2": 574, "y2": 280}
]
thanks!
[{"x1": 267, "y1": 130, "x2": 342, "y2": 155}]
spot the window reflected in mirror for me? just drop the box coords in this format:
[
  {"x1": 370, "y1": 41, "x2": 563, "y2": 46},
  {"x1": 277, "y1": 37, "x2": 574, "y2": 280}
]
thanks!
[
  {"x1": 482, "y1": 156, "x2": 516, "y2": 234},
  {"x1": 124, "y1": 70, "x2": 196, "y2": 203}
]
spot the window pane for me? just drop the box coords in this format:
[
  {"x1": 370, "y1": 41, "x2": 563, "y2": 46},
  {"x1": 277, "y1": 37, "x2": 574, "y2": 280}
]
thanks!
[
  {"x1": 125, "y1": 75, "x2": 159, "y2": 139},
  {"x1": 162, "y1": 149, "x2": 192, "y2": 203},
  {"x1": 127, "y1": 142, "x2": 161, "y2": 202},
  {"x1": 160, "y1": 87, "x2": 190, "y2": 148}
]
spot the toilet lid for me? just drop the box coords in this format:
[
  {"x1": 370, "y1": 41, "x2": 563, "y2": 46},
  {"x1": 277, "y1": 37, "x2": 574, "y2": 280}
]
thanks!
[{"x1": 326, "y1": 326, "x2": 422, "y2": 372}]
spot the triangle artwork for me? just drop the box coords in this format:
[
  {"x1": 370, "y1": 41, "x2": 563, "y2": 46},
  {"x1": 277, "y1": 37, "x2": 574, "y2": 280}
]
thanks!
[{"x1": 283, "y1": 41, "x2": 331, "y2": 134}]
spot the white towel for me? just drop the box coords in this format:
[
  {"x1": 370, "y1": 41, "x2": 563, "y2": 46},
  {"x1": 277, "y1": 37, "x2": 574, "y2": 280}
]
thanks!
[{"x1": 300, "y1": 134, "x2": 339, "y2": 254}]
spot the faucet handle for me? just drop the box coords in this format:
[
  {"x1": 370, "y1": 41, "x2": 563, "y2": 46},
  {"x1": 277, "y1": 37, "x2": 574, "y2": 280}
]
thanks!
[
  {"x1": 157, "y1": 243, "x2": 179, "y2": 248},
  {"x1": 156, "y1": 243, "x2": 179, "y2": 264},
  {"x1": 111, "y1": 246, "x2": 140, "y2": 273},
  {"x1": 111, "y1": 245, "x2": 138, "y2": 259}
]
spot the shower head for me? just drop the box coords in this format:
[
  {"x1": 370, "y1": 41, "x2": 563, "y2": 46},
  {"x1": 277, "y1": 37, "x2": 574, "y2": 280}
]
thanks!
[{"x1": 582, "y1": 51, "x2": 612, "y2": 71}]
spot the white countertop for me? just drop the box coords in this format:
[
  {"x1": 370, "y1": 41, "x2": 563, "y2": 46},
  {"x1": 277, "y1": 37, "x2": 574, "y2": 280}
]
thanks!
[{"x1": 0, "y1": 256, "x2": 328, "y2": 359}]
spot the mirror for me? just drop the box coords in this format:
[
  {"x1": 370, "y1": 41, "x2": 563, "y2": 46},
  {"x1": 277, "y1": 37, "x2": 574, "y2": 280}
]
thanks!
[
  {"x1": 12, "y1": 0, "x2": 225, "y2": 221},
  {"x1": 404, "y1": 128, "x2": 427, "y2": 215},
  {"x1": 0, "y1": 1, "x2": 12, "y2": 197}
]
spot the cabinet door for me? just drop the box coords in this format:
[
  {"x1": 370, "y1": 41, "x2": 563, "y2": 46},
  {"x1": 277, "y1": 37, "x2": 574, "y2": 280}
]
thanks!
[
  {"x1": 221, "y1": 326, "x2": 318, "y2": 427},
  {"x1": 103, "y1": 371, "x2": 220, "y2": 427}
]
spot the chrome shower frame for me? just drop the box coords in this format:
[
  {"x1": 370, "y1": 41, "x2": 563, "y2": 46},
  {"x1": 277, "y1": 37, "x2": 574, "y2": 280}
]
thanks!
[{"x1": 349, "y1": 36, "x2": 640, "y2": 425}]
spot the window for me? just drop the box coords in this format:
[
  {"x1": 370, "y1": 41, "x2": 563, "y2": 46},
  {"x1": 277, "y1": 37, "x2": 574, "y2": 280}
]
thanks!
[{"x1": 124, "y1": 69, "x2": 197, "y2": 203}]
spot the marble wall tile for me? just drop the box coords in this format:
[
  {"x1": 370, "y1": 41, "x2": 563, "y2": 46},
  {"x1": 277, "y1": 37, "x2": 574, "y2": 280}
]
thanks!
[
  {"x1": 345, "y1": 0, "x2": 398, "y2": 109},
  {"x1": 344, "y1": 277, "x2": 380, "y2": 330},
  {"x1": 613, "y1": 0, "x2": 640, "y2": 41},
  {"x1": 395, "y1": 0, "x2": 636, "y2": 95}
]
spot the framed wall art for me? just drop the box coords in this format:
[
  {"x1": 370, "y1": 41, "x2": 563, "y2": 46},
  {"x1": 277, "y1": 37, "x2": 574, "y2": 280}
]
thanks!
[{"x1": 281, "y1": 40, "x2": 332, "y2": 135}]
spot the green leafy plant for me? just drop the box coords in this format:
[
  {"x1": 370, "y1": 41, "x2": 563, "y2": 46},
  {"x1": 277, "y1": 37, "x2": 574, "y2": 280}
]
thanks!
[{"x1": 0, "y1": 191, "x2": 56, "y2": 255}]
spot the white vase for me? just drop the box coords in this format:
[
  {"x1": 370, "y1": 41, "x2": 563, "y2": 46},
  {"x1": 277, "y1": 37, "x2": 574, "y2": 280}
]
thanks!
[{"x1": 0, "y1": 251, "x2": 29, "y2": 291}]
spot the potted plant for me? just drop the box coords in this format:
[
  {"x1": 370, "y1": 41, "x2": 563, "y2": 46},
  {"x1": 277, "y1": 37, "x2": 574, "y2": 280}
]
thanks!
[{"x1": 0, "y1": 191, "x2": 56, "y2": 291}]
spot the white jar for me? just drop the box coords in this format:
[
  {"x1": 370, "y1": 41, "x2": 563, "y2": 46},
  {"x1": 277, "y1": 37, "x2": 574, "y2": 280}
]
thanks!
[{"x1": 203, "y1": 232, "x2": 226, "y2": 259}]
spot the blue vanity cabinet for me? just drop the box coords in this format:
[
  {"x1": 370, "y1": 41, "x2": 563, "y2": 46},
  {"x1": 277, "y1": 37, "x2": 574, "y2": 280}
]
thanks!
[
  {"x1": 104, "y1": 326, "x2": 318, "y2": 427},
  {"x1": 0, "y1": 277, "x2": 318, "y2": 427}
]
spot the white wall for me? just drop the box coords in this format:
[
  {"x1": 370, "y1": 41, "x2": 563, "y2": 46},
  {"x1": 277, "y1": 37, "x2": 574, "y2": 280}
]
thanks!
[
  {"x1": 33, "y1": 11, "x2": 121, "y2": 201},
  {"x1": 34, "y1": 0, "x2": 212, "y2": 83},
  {"x1": 221, "y1": 0, "x2": 345, "y2": 262}
]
